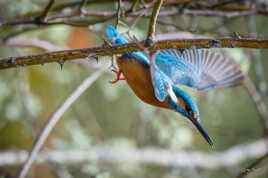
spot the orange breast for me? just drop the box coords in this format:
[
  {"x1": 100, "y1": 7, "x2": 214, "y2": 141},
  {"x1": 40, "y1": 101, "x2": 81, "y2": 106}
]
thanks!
[{"x1": 116, "y1": 56, "x2": 170, "y2": 109}]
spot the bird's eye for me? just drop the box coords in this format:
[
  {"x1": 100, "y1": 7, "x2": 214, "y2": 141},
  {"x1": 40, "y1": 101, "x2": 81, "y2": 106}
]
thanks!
[
  {"x1": 188, "y1": 110, "x2": 193, "y2": 116},
  {"x1": 185, "y1": 105, "x2": 191, "y2": 113},
  {"x1": 185, "y1": 105, "x2": 194, "y2": 118}
]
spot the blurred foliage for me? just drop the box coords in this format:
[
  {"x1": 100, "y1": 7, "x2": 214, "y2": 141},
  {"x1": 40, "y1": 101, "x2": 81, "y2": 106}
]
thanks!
[{"x1": 0, "y1": 0, "x2": 268, "y2": 178}]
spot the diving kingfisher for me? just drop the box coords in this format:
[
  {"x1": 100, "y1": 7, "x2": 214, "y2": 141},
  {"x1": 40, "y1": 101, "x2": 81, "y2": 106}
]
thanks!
[{"x1": 106, "y1": 25, "x2": 244, "y2": 146}]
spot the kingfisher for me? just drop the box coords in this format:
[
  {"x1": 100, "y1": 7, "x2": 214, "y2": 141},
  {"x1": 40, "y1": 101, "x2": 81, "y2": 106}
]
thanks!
[{"x1": 106, "y1": 25, "x2": 244, "y2": 146}]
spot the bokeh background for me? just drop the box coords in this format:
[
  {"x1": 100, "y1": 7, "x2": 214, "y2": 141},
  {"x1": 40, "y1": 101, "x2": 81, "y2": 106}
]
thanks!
[{"x1": 0, "y1": 0, "x2": 268, "y2": 178}]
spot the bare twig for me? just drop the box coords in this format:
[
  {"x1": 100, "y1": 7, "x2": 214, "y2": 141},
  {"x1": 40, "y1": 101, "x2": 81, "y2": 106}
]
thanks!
[
  {"x1": 40, "y1": 0, "x2": 55, "y2": 22},
  {"x1": 1, "y1": 5, "x2": 268, "y2": 27},
  {"x1": 115, "y1": 0, "x2": 123, "y2": 28},
  {"x1": 243, "y1": 76, "x2": 268, "y2": 136},
  {"x1": 164, "y1": 8, "x2": 268, "y2": 18},
  {"x1": 128, "y1": 9, "x2": 146, "y2": 32},
  {"x1": 209, "y1": 0, "x2": 245, "y2": 9},
  {"x1": 147, "y1": 0, "x2": 164, "y2": 42},
  {"x1": 236, "y1": 153, "x2": 268, "y2": 178},
  {"x1": 79, "y1": 0, "x2": 88, "y2": 14},
  {"x1": 1, "y1": 38, "x2": 268, "y2": 70},
  {"x1": 17, "y1": 68, "x2": 106, "y2": 178},
  {"x1": 14, "y1": 0, "x2": 189, "y2": 18},
  {"x1": 129, "y1": 0, "x2": 140, "y2": 12},
  {"x1": 247, "y1": 16, "x2": 267, "y2": 95},
  {"x1": 0, "y1": 139, "x2": 265, "y2": 168}
]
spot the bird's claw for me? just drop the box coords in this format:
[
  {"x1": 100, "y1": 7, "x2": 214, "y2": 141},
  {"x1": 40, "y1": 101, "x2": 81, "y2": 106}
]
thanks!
[{"x1": 110, "y1": 69, "x2": 125, "y2": 84}]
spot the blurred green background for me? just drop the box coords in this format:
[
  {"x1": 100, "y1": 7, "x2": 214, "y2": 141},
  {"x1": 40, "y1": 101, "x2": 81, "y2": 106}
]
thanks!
[{"x1": 0, "y1": 0, "x2": 268, "y2": 178}]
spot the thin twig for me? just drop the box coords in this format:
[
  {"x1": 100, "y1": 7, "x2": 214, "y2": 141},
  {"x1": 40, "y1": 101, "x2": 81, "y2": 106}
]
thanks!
[
  {"x1": 128, "y1": 9, "x2": 147, "y2": 33},
  {"x1": 115, "y1": 0, "x2": 123, "y2": 28},
  {"x1": 209, "y1": 0, "x2": 245, "y2": 9},
  {"x1": 129, "y1": 0, "x2": 140, "y2": 12},
  {"x1": 243, "y1": 76, "x2": 268, "y2": 136},
  {"x1": 2, "y1": 6, "x2": 268, "y2": 27},
  {"x1": 247, "y1": 13, "x2": 267, "y2": 95},
  {"x1": 40, "y1": 0, "x2": 55, "y2": 22},
  {"x1": 164, "y1": 8, "x2": 268, "y2": 18},
  {"x1": 79, "y1": 0, "x2": 88, "y2": 14},
  {"x1": 17, "y1": 68, "x2": 106, "y2": 178},
  {"x1": 236, "y1": 153, "x2": 268, "y2": 178},
  {"x1": 147, "y1": 0, "x2": 164, "y2": 42}
]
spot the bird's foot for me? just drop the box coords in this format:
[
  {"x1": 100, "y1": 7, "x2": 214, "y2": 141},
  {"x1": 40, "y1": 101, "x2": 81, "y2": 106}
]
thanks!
[{"x1": 110, "y1": 69, "x2": 125, "y2": 84}]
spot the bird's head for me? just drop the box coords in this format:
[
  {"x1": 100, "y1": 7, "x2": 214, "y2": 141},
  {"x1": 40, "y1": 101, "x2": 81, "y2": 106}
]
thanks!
[{"x1": 167, "y1": 86, "x2": 214, "y2": 146}]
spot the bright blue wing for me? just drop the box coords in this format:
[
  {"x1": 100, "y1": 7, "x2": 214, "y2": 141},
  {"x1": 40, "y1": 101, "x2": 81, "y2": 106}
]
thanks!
[
  {"x1": 150, "y1": 66, "x2": 167, "y2": 101},
  {"x1": 150, "y1": 55, "x2": 174, "y2": 102},
  {"x1": 106, "y1": 25, "x2": 170, "y2": 101},
  {"x1": 107, "y1": 25, "x2": 168, "y2": 100},
  {"x1": 156, "y1": 49, "x2": 244, "y2": 90},
  {"x1": 106, "y1": 25, "x2": 150, "y2": 65}
]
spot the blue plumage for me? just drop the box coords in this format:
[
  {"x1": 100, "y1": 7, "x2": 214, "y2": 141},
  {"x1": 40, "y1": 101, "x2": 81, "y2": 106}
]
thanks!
[
  {"x1": 169, "y1": 86, "x2": 199, "y2": 118},
  {"x1": 156, "y1": 51, "x2": 198, "y2": 87},
  {"x1": 106, "y1": 25, "x2": 244, "y2": 146},
  {"x1": 150, "y1": 53, "x2": 174, "y2": 102},
  {"x1": 159, "y1": 49, "x2": 244, "y2": 90}
]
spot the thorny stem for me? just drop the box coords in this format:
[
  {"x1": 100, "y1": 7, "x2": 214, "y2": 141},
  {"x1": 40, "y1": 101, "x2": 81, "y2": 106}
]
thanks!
[{"x1": 1, "y1": 38, "x2": 268, "y2": 70}]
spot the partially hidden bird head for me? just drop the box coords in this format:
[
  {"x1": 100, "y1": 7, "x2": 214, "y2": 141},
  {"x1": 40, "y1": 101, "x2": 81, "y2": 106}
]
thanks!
[
  {"x1": 167, "y1": 86, "x2": 214, "y2": 146},
  {"x1": 106, "y1": 25, "x2": 128, "y2": 45}
]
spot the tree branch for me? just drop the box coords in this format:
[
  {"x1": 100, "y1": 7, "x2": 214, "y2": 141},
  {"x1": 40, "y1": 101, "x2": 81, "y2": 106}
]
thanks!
[
  {"x1": 1, "y1": 2, "x2": 268, "y2": 27},
  {"x1": 79, "y1": 0, "x2": 89, "y2": 14},
  {"x1": 243, "y1": 76, "x2": 268, "y2": 136},
  {"x1": 39, "y1": 0, "x2": 55, "y2": 22},
  {"x1": 236, "y1": 153, "x2": 268, "y2": 178},
  {"x1": 1, "y1": 38, "x2": 268, "y2": 70},
  {"x1": 0, "y1": 139, "x2": 266, "y2": 168},
  {"x1": 18, "y1": 68, "x2": 106, "y2": 178},
  {"x1": 147, "y1": 0, "x2": 164, "y2": 42}
]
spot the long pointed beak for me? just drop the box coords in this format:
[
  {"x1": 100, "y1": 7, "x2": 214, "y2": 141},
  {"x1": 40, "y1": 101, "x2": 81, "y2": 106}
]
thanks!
[{"x1": 190, "y1": 117, "x2": 214, "y2": 146}]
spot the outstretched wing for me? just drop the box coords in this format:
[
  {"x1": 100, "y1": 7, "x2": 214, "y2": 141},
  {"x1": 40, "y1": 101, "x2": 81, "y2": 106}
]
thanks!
[
  {"x1": 156, "y1": 49, "x2": 244, "y2": 90},
  {"x1": 106, "y1": 25, "x2": 150, "y2": 65}
]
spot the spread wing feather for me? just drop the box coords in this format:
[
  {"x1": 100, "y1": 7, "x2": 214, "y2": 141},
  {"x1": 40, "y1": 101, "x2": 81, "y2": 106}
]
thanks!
[
  {"x1": 106, "y1": 25, "x2": 243, "y2": 91},
  {"x1": 157, "y1": 49, "x2": 244, "y2": 90}
]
